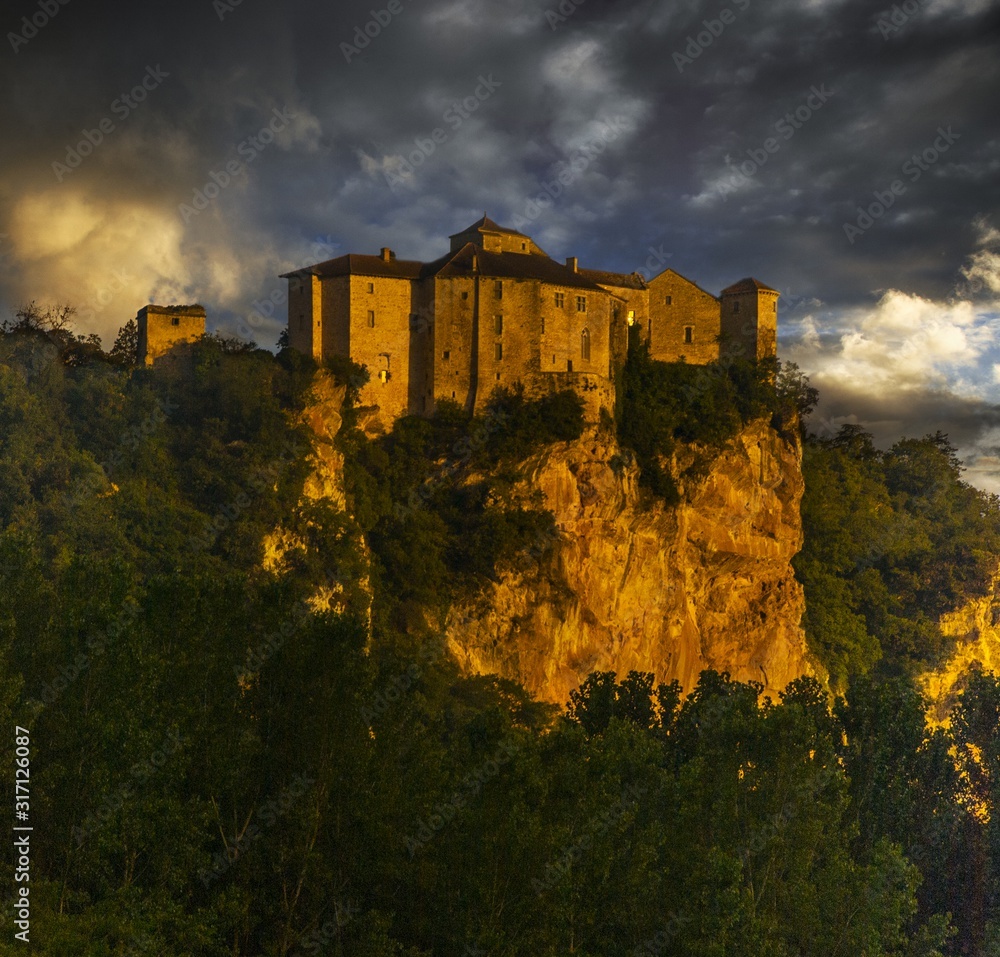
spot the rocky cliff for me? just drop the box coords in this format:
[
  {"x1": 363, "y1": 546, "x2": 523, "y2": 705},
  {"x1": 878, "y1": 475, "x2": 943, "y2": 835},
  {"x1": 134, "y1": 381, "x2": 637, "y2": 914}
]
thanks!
[
  {"x1": 444, "y1": 419, "x2": 813, "y2": 705},
  {"x1": 292, "y1": 375, "x2": 814, "y2": 706}
]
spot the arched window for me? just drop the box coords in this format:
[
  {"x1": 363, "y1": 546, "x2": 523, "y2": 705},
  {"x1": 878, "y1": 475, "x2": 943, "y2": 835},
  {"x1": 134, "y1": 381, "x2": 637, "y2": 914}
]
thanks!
[{"x1": 581, "y1": 327, "x2": 591, "y2": 361}]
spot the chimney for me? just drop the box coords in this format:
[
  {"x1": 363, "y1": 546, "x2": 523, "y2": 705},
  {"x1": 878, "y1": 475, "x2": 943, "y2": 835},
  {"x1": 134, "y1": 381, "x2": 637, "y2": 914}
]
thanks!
[
  {"x1": 566, "y1": 256, "x2": 578, "y2": 273},
  {"x1": 380, "y1": 247, "x2": 393, "y2": 262}
]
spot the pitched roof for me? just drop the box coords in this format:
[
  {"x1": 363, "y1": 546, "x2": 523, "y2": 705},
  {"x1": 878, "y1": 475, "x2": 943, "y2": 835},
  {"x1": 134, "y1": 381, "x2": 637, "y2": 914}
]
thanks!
[
  {"x1": 578, "y1": 268, "x2": 647, "y2": 291},
  {"x1": 434, "y1": 243, "x2": 612, "y2": 291},
  {"x1": 448, "y1": 214, "x2": 529, "y2": 239},
  {"x1": 648, "y1": 268, "x2": 719, "y2": 302},
  {"x1": 720, "y1": 277, "x2": 779, "y2": 295},
  {"x1": 280, "y1": 253, "x2": 425, "y2": 280}
]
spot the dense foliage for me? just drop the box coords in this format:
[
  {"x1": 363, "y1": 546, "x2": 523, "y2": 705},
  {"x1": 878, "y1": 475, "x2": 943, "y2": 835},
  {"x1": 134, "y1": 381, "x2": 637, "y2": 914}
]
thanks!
[
  {"x1": 2, "y1": 312, "x2": 1000, "y2": 955},
  {"x1": 796, "y1": 425, "x2": 1000, "y2": 686},
  {"x1": 616, "y1": 343, "x2": 814, "y2": 502},
  {"x1": 338, "y1": 382, "x2": 582, "y2": 633}
]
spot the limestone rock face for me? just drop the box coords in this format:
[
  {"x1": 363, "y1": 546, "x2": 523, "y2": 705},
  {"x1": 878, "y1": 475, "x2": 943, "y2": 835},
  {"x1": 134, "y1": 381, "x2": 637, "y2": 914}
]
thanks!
[
  {"x1": 921, "y1": 570, "x2": 1000, "y2": 723},
  {"x1": 445, "y1": 419, "x2": 813, "y2": 706}
]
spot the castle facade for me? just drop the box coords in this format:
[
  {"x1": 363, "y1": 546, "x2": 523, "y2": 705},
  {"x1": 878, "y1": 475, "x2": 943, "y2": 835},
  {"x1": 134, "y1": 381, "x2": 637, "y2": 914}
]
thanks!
[{"x1": 282, "y1": 216, "x2": 778, "y2": 427}]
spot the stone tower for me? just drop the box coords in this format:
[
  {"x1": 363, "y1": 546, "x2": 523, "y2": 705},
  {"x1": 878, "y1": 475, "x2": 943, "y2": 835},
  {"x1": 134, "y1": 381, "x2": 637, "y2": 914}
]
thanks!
[
  {"x1": 719, "y1": 278, "x2": 779, "y2": 361},
  {"x1": 136, "y1": 304, "x2": 206, "y2": 365}
]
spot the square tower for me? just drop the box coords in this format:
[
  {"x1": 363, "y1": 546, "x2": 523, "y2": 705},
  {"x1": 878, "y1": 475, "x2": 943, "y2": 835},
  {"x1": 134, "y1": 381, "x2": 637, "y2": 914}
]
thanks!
[
  {"x1": 136, "y1": 304, "x2": 206, "y2": 365},
  {"x1": 719, "y1": 278, "x2": 779, "y2": 360}
]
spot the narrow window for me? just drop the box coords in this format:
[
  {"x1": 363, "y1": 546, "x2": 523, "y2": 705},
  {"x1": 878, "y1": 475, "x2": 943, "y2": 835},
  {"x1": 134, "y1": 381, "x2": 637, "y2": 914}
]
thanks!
[
  {"x1": 665, "y1": 295, "x2": 672, "y2": 305},
  {"x1": 461, "y1": 291, "x2": 469, "y2": 300},
  {"x1": 773, "y1": 302, "x2": 777, "y2": 313},
  {"x1": 684, "y1": 326, "x2": 693, "y2": 344},
  {"x1": 443, "y1": 351, "x2": 451, "y2": 360},
  {"x1": 495, "y1": 342, "x2": 503, "y2": 361},
  {"x1": 171, "y1": 316, "x2": 180, "y2": 326},
  {"x1": 576, "y1": 296, "x2": 587, "y2": 312},
  {"x1": 581, "y1": 328, "x2": 591, "y2": 361},
  {"x1": 733, "y1": 302, "x2": 740, "y2": 313},
  {"x1": 521, "y1": 242, "x2": 527, "y2": 251},
  {"x1": 567, "y1": 359, "x2": 574, "y2": 372},
  {"x1": 496, "y1": 372, "x2": 501, "y2": 380},
  {"x1": 627, "y1": 310, "x2": 635, "y2": 325},
  {"x1": 494, "y1": 315, "x2": 503, "y2": 335},
  {"x1": 367, "y1": 310, "x2": 376, "y2": 327},
  {"x1": 368, "y1": 282, "x2": 374, "y2": 293},
  {"x1": 494, "y1": 280, "x2": 503, "y2": 300},
  {"x1": 541, "y1": 316, "x2": 545, "y2": 334},
  {"x1": 555, "y1": 292, "x2": 565, "y2": 308}
]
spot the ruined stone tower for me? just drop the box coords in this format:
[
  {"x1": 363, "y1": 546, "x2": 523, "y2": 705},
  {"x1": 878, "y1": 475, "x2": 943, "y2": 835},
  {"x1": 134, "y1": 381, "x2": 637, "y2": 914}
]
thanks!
[{"x1": 136, "y1": 304, "x2": 206, "y2": 366}]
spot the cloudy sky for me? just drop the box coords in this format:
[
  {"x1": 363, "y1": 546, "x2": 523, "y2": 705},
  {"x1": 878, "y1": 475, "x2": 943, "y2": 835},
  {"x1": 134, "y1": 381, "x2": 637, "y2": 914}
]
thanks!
[{"x1": 1, "y1": 0, "x2": 999, "y2": 483}]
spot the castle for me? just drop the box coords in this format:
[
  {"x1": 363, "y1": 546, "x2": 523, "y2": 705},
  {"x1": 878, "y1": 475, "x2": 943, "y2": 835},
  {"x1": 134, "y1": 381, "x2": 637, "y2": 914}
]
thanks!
[
  {"x1": 137, "y1": 216, "x2": 778, "y2": 422},
  {"x1": 281, "y1": 216, "x2": 778, "y2": 427}
]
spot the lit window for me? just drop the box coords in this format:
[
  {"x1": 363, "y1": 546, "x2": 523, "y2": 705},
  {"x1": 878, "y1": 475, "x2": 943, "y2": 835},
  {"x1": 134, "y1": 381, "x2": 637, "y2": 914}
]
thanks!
[
  {"x1": 555, "y1": 292, "x2": 565, "y2": 308},
  {"x1": 581, "y1": 328, "x2": 591, "y2": 360},
  {"x1": 494, "y1": 315, "x2": 503, "y2": 335},
  {"x1": 367, "y1": 310, "x2": 375, "y2": 327},
  {"x1": 684, "y1": 326, "x2": 693, "y2": 344},
  {"x1": 495, "y1": 342, "x2": 503, "y2": 361},
  {"x1": 576, "y1": 296, "x2": 586, "y2": 312},
  {"x1": 627, "y1": 310, "x2": 635, "y2": 326},
  {"x1": 494, "y1": 280, "x2": 503, "y2": 299}
]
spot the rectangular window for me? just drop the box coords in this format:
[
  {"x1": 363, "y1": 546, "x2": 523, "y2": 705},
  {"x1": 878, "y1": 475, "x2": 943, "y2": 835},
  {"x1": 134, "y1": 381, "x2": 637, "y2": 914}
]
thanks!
[
  {"x1": 367, "y1": 310, "x2": 375, "y2": 327},
  {"x1": 494, "y1": 315, "x2": 503, "y2": 335},
  {"x1": 684, "y1": 326, "x2": 693, "y2": 344},
  {"x1": 541, "y1": 316, "x2": 545, "y2": 334},
  {"x1": 774, "y1": 302, "x2": 778, "y2": 312},
  {"x1": 443, "y1": 351, "x2": 451, "y2": 360},
  {"x1": 665, "y1": 295, "x2": 672, "y2": 305},
  {"x1": 461, "y1": 291, "x2": 469, "y2": 300},
  {"x1": 494, "y1": 280, "x2": 503, "y2": 300},
  {"x1": 367, "y1": 282, "x2": 374, "y2": 293},
  {"x1": 733, "y1": 302, "x2": 740, "y2": 313},
  {"x1": 555, "y1": 292, "x2": 565, "y2": 308},
  {"x1": 171, "y1": 317, "x2": 180, "y2": 326},
  {"x1": 494, "y1": 342, "x2": 503, "y2": 361},
  {"x1": 576, "y1": 296, "x2": 587, "y2": 312}
]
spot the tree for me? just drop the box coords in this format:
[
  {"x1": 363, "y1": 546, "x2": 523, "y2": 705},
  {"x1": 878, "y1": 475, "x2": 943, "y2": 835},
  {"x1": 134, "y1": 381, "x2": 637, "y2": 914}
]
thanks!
[{"x1": 109, "y1": 318, "x2": 139, "y2": 367}]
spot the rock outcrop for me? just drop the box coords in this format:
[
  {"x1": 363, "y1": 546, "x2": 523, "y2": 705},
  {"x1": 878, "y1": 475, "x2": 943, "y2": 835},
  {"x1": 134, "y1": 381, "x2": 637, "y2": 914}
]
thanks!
[
  {"x1": 921, "y1": 569, "x2": 1000, "y2": 724},
  {"x1": 444, "y1": 419, "x2": 813, "y2": 706}
]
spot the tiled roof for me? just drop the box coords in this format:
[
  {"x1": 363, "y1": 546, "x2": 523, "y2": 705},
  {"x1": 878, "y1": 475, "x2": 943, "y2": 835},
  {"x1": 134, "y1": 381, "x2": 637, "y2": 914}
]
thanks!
[
  {"x1": 579, "y1": 268, "x2": 647, "y2": 290},
  {"x1": 721, "y1": 277, "x2": 779, "y2": 295},
  {"x1": 448, "y1": 214, "x2": 529, "y2": 239},
  {"x1": 280, "y1": 253, "x2": 425, "y2": 280},
  {"x1": 434, "y1": 244, "x2": 611, "y2": 291}
]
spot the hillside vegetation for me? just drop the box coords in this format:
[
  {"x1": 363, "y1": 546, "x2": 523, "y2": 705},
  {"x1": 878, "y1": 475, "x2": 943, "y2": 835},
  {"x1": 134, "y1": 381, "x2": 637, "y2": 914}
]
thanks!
[{"x1": 1, "y1": 309, "x2": 1000, "y2": 955}]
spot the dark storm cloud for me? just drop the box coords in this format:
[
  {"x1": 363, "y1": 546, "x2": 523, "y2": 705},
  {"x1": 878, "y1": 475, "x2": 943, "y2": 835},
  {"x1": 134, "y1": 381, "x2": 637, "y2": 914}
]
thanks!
[{"x1": 1, "y1": 0, "x2": 998, "y2": 474}]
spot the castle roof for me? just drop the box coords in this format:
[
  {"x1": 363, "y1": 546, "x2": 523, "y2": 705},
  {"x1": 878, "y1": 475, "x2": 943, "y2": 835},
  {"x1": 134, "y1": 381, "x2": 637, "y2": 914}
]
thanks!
[
  {"x1": 578, "y1": 268, "x2": 647, "y2": 291},
  {"x1": 721, "y1": 277, "x2": 779, "y2": 295},
  {"x1": 284, "y1": 243, "x2": 615, "y2": 293},
  {"x1": 434, "y1": 243, "x2": 613, "y2": 292},
  {"x1": 448, "y1": 214, "x2": 529, "y2": 239},
  {"x1": 281, "y1": 253, "x2": 425, "y2": 281}
]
